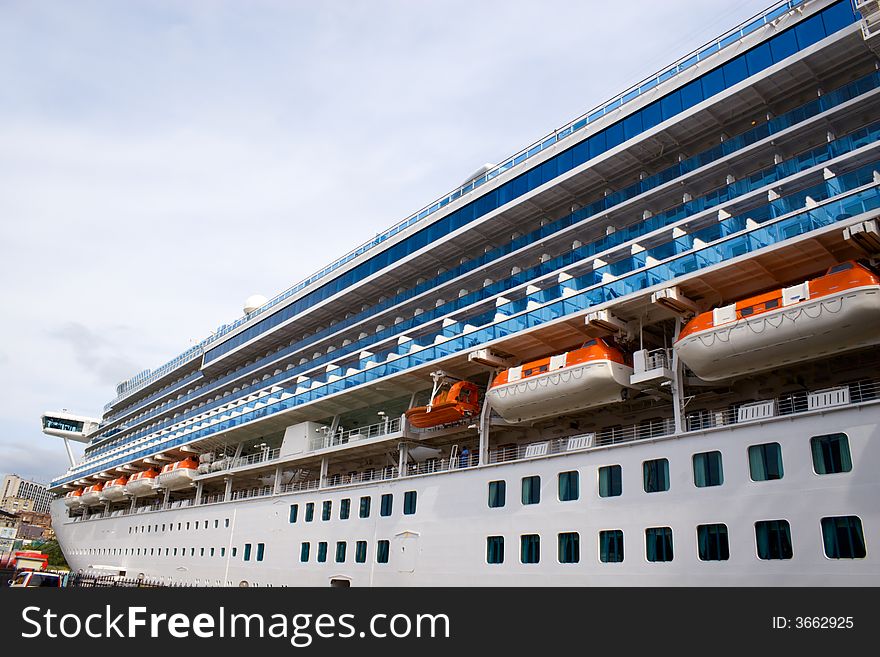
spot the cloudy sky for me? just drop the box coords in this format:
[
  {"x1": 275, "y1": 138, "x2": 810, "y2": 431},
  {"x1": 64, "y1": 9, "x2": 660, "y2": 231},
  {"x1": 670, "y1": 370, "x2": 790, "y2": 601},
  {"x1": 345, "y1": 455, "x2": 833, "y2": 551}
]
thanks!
[{"x1": 0, "y1": 0, "x2": 773, "y2": 484}]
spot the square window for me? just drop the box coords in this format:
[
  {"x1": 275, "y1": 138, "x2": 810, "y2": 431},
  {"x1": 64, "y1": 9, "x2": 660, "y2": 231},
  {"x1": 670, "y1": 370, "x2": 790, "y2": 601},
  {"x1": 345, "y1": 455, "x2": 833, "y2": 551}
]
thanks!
[
  {"x1": 488, "y1": 480, "x2": 506, "y2": 508},
  {"x1": 811, "y1": 433, "x2": 852, "y2": 474},
  {"x1": 317, "y1": 541, "x2": 328, "y2": 563},
  {"x1": 340, "y1": 498, "x2": 351, "y2": 520},
  {"x1": 600, "y1": 530, "x2": 624, "y2": 563},
  {"x1": 755, "y1": 520, "x2": 792, "y2": 560},
  {"x1": 360, "y1": 496, "x2": 371, "y2": 518},
  {"x1": 643, "y1": 458, "x2": 669, "y2": 493},
  {"x1": 646, "y1": 526, "x2": 674, "y2": 562},
  {"x1": 355, "y1": 541, "x2": 367, "y2": 563},
  {"x1": 697, "y1": 524, "x2": 729, "y2": 561},
  {"x1": 558, "y1": 471, "x2": 579, "y2": 502},
  {"x1": 380, "y1": 493, "x2": 393, "y2": 517},
  {"x1": 520, "y1": 534, "x2": 540, "y2": 564},
  {"x1": 748, "y1": 443, "x2": 784, "y2": 481},
  {"x1": 599, "y1": 465, "x2": 622, "y2": 497},
  {"x1": 693, "y1": 451, "x2": 724, "y2": 487},
  {"x1": 821, "y1": 516, "x2": 865, "y2": 559},
  {"x1": 486, "y1": 536, "x2": 504, "y2": 564},
  {"x1": 558, "y1": 532, "x2": 580, "y2": 563},
  {"x1": 376, "y1": 540, "x2": 390, "y2": 564},
  {"x1": 521, "y1": 476, "x2": 541, "y2": 505},
  {"x1": 404, "y1": 491, "x2": 417, "y2": 515}
]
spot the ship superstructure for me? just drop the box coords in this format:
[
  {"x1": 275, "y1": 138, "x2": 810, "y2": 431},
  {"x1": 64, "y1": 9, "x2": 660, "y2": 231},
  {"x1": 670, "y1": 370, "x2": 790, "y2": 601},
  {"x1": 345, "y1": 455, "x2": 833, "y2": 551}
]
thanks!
[{"x1": 44, "y1": 0, "x2": 880, "y2": 585}]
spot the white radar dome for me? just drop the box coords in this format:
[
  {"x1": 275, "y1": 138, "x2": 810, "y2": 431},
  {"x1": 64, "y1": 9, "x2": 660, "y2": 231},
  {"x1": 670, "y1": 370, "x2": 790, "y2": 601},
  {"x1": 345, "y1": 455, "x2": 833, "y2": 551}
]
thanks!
[{"x1": 243, "y1": 294, "x2": 268, "y2": 314}]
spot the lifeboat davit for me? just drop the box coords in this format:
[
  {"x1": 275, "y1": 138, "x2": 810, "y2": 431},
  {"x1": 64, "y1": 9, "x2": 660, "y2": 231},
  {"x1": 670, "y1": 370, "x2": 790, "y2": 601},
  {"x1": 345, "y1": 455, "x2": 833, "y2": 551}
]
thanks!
[
  {"x1": 63, "y1": 488, "x2": 83, "y2": 508},
  {"x1": 99, "y1": 476, "x2": 129, "y2": 502},
  {"x1": 486, "y1": 337, "x2": 633, "y2": 424},
  {"x1": 674, "y1": 261, "x2": 880, "y2": 381},
  {"x1": 123, "y1": 469, "x2": 159, "y2": 496},
  {"x1": 405, "y1": 380, "x2": 481, "y2": 429},
  {"x1": 79, "y1": 483, "x2": 105, "y2": 506},
  {"x1": 157, "y1": 458, "x2": 198, "y2": 491}
]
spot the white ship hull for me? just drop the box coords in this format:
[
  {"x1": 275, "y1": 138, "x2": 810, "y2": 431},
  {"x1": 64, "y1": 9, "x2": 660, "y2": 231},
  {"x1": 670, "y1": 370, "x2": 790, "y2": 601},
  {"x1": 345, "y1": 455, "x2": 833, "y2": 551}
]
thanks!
[
  {"x1": 487, "y1": 361, "x2": 633, "y2": 424},
  {"x1": 52, "y1": 403, "x2": 880, "y2": 586},
  {"x1": 674, "y1": 287, "x2": 880, "y2": 382}
]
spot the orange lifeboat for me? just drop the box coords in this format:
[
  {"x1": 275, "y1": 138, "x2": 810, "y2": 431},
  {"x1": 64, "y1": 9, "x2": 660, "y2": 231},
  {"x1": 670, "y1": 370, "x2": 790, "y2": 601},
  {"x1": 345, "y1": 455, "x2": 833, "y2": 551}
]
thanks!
[
  {"x1": 405, "y1": 379, "x2": 481, "y2": 429},
  {"x1": 63, "y1": 488, "x2": 83, "y2": 508},
  {"x1": 486, "y1": 337, "x2": 633, "y2": 423},
  {"x1": 674, "y1": 261, "x2": 880, "y2": 381},
  {"x1": 123, "y1": 468, "x2": 159, "y2": 497},
  {"x1": 100, "y1": 476, "x2": 129, "y2": 502},
  {"x1": 79, "y1": 482, "x2": 105, "y2": 506},
  {"x1": 157, "y1": 458, "x2": 199, "y2": 491}
]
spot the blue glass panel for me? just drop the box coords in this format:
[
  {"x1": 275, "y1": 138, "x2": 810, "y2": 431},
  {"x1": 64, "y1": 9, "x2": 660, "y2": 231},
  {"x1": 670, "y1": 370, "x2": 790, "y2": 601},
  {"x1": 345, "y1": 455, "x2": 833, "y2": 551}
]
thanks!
[
  {"x1": 571, "y1": 140, "x2": 589, "y2": 167},
  {"x1": 605, "y1": 121, "x2": 624, "y2": 149},
  {"x1": 641, "y1": 101, "x2": 662, "y2": 131},
  {"x1": 769, "y1": 26, "x2": 798, "y2": 62},
  {"x1": 588, "y1": 131, "x2": 606, "y2": 159},
  {"x1": 701, "y1": 67, "x2": 725, "y2": 98},
  {"x1": 745, "y1": 42, "x2": 772, "y2": 76},
  {"x1": 821, "y1": 0, "x2": 856, "y2": 35},
  {"x1": 722, "y1": 55, "x2": 748, "y2": 87},
  {"x1": 623, "y1": 111, "x2": 642, "y2": 140},
  {"x1": 660, "y1": 91, "x2": 682, "y2": 120},
  {"x1": 639, "y1": 77, "x2": 658, "y2": 93},
  {"x1": 794, "y1": 13, "x2": 825, "y2": 49},
  {"x1": 679, "y1": 80, "x2": 703, "y2": 110}
]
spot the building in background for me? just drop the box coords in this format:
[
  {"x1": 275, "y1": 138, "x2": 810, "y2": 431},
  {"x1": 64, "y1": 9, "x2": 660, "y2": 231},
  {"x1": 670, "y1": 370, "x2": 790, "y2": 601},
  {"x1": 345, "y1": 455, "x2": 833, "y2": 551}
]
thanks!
[{"x1": 1, "y1": 474, "x2": 52, "y2": 515}]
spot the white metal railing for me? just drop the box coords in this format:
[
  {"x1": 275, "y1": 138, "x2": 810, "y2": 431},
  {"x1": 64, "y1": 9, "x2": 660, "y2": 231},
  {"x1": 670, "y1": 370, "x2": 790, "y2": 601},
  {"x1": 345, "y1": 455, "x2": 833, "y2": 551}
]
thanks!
[
  {"x1": 278, "y1": 479, "x2": 320, "y2": 494},
  {"x1": 201, "y1": 492, "x2": 225, "y2": 505},
  {"x1": 309, "y1": 417, "x2": 402, "y2": 451},
  {"x1": 224, "y1": 448, "x2": 281, "y2": 471},
  {"x1": 406, "y1": 454, "x2": 479, "y2": 476},
  {"x1": 230, "y1": 486, "x2": 273, "y2": 501},
  {"x1": 644, "y1": 348, "x2": 672, "y2": 371},
  {"x1": 686, "y1": 379, "x2": 879, "y2": 431}
]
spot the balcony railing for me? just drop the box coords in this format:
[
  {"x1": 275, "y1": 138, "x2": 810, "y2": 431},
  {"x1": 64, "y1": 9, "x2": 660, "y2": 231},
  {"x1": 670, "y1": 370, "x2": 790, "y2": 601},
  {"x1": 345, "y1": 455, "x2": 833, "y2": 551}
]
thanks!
[
  {"x1": 309, "y1": 417, "x2": 402, "y2": 451},
  {"x1": 686, "y1": 379, "x2": 879, "y2": 431}
]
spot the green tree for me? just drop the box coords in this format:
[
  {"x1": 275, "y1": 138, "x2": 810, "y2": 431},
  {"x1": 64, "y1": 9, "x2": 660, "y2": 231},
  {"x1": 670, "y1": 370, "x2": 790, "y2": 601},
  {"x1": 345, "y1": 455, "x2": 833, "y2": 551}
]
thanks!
[{"x1": 40, "y1": 539, "x2": 69, "y2": 569}]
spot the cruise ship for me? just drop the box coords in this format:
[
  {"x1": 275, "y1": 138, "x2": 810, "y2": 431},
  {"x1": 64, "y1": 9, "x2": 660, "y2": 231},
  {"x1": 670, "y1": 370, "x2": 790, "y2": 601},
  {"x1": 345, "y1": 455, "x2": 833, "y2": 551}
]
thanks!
[{"x1": 43, "y1": 0, "x2": 880, "y2": 586}]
